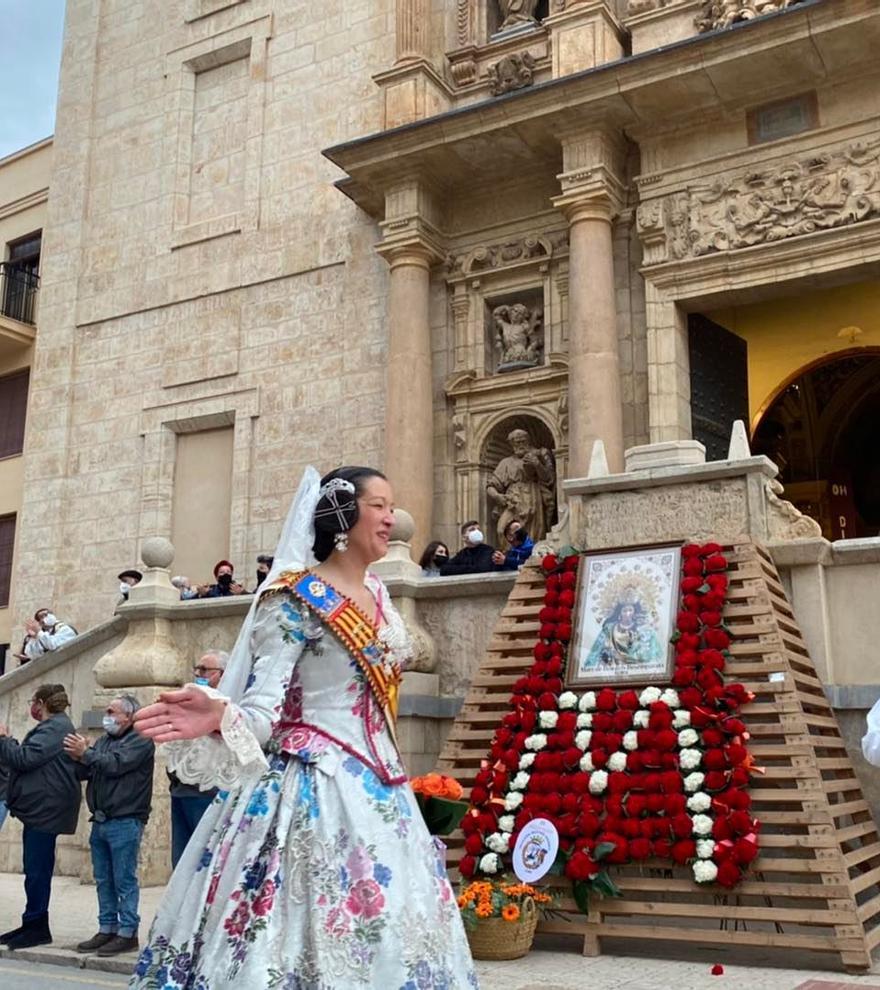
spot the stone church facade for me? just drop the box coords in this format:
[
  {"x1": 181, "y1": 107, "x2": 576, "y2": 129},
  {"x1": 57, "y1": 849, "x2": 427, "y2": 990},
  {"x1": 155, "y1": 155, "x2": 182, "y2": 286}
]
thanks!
[{"x1": 10, "y1": 0, "x2": 880, "y2": 638}]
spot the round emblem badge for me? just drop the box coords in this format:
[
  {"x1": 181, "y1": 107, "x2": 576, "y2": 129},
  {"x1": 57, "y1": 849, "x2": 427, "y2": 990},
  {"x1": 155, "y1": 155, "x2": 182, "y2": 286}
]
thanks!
[
  {"x1": 308, "y1": 580, "x2": 327, "y2": 598},
  {"x1": 512, "y1": 818, "x2": 559, "y2": 884}
]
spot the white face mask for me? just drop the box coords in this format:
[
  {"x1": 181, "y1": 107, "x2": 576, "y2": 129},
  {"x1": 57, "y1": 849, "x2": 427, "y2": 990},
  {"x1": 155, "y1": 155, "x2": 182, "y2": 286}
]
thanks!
[
  {"x1": 42, "y1": 613, "x2": 57, "y2": 628},
  {"x1": 467, "y1": 529, "x2": 483, "y2": 545},
  {"x1": 119, "y1": 583, "x2": 131, "y2": 596},
  {"x1": 102, "y1": 715, "x2": 123, "y2": 735}
]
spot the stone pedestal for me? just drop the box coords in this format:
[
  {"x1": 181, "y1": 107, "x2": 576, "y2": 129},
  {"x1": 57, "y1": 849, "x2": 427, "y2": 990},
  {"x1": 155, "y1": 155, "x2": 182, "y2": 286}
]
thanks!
[
  {"x1": 544, "y1": 1, "x2": 624, "y2": 78},
  {"x1": 624, "y1": 0, "x2": 703, "y2": 55}
]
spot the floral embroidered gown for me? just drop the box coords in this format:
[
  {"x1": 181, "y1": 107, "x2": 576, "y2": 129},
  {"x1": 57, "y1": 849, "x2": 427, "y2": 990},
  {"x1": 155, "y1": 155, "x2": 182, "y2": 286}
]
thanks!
[{"x1": 130, "y1": 573, "x2": 478, "y2": 990}]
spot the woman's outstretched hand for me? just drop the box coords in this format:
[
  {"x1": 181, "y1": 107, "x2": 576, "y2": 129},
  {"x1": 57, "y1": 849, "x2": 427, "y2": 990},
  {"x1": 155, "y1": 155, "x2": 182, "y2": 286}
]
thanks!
[{"x1": 134, "y1": 685, "x2": 226, "y2": 743}]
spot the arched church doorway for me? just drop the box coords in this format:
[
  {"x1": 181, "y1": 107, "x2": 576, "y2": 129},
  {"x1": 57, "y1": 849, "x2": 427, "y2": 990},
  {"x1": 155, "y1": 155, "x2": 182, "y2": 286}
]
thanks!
[
  {"x1": 480, "y1": 415, "x2": 557, "y2": 548},
  {"x1": 752, "y1": 349, "x2": 880, "y2": 539}
]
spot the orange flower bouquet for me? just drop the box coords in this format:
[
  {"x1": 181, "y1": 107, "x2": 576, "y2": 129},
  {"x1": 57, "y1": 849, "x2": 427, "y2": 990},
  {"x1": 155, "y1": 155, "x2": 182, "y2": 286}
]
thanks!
[
  {"x1": 457, "y1": 879, "x2": 552, "y2": 960},
  {"x1": 410, "y1": 773, "x2": 468, "y2": 835}
]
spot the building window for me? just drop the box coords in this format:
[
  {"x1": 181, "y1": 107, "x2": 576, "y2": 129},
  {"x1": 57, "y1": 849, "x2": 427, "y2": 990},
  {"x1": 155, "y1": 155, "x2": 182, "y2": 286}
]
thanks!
[
  {"x1": 0, "y1": 513, "x2": 15, "y2": 608},
  {"x1": 0, "y1": 368, "x2": 30, "y2": 458},
  {"x1": 2, "y1": 230, "x2": 41, "y2": 325}
]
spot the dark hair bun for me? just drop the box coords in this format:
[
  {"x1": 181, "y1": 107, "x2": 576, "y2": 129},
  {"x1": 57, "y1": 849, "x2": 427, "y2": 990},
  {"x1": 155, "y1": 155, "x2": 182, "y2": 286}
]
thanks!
[{"x1": 312, "y1": 466, "x2": 387, "y2": 562}]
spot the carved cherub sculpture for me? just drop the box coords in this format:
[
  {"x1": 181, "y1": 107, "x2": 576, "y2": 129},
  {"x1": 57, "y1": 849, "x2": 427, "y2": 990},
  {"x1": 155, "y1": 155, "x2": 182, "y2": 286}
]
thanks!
[
  {"x1": 493, "y1": 303, "x2": 543, "y2": 369},
  {"x1": 498, "y1": 0, "x2": 540, "y2": 30}
]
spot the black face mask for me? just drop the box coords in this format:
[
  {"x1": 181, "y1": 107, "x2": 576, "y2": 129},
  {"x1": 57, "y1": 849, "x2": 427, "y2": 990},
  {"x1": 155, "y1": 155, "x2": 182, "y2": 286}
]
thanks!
[
  {"x1": 433, "y1": 554, "x2": 448, "y2": 566},
  {"x1": 218, "y1": 573, "x2": 233, "y2": 587},
  {"x1": 255, "y1": 570, "x2": 267, "y2": 587}
]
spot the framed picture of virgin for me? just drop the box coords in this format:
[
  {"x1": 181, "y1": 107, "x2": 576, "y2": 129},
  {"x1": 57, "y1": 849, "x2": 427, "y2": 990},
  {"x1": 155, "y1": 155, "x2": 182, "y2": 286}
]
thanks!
[{"x1": 566, "y1": 542, "x2": 682, "y2": 688}]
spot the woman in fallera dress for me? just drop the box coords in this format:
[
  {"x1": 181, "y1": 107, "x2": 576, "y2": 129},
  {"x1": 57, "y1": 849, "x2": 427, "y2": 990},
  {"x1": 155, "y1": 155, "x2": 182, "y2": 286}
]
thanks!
[{"x1": 131, "y1": 466, "x2": 478, "y2": 990}]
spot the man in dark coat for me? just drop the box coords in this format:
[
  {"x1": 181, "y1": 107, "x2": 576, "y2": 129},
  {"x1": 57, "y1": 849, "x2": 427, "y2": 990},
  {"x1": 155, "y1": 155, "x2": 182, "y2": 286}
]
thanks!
[
  {"x1": 64, "y1": 694, "x2": 155, "y2": 957},
  {"x1": 439, "y1": 521, "x2": 504, "y2": 576},
  {"x1": 0, "y1": 683, "x2": 81, "y2": 950}
]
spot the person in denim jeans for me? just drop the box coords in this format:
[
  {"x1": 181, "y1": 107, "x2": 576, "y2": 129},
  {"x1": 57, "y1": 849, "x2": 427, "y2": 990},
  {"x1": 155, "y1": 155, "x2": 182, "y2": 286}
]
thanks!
[{"x1": 64, "y1": 695, "x2": 154, "y2": 958}]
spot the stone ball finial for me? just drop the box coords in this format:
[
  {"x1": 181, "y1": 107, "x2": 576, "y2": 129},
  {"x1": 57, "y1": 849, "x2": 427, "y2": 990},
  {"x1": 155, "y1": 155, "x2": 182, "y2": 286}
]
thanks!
[
  {"x1": 141, "y1": 536, "x2": 174, "y2": 570},
  {"x1": 389, "y1": 508, "x2": 415, "y2": 544}
]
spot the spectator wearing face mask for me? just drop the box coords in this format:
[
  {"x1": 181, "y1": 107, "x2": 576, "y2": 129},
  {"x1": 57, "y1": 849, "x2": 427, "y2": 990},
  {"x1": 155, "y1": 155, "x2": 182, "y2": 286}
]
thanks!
[
  {"x1": 167, "y1": 650, "x2": 228, "y2": 866},
  {"x1": 63, "y1": 695, "x2": 155, "y2": 957},
  {"x1": 0, "y1": 683, "x2": 81, "y2": 950},
  {"x1": 439, "y1": 521, "x2": 503, "y2": 576},
  {"x1": 117, "y1": 569, "x2": 143, "y2": 606},
  {"x1": 254, "y1": 554, "x2": 274, "y2": 591},
  {"x1": 491, "y1": 519, "x2": 535, "y2": 570},
  {"x1": 197, "y1": 560, "x2": 245, "y2": 598},
  {"x1": 418, "y1": 541, "x2": 450, "y2": 577},
  {"x1": 23, "y1": 609, "x2": 78, "y2": 662},
  {"x1": 171, "y1": 576, "x2": 198, "y2": 601}
]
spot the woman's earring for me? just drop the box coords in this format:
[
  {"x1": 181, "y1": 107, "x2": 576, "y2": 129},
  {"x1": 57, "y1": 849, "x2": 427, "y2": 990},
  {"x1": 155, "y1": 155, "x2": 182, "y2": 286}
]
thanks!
[{"x1": 334, "y1": 532, "x2": 349, "y2": 553}]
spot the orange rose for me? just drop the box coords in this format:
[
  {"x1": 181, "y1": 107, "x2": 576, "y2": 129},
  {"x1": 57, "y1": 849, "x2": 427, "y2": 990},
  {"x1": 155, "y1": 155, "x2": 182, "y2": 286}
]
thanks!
[
  {"x1": 441, "y1": 776, "x2": 464, "y2": 800},
  {"x1": 419, "y1": 773, "x2": 447, "y2": 797}
]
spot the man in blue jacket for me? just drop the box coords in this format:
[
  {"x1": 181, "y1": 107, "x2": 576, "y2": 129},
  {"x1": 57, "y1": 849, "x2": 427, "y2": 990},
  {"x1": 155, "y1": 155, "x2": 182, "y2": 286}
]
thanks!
[
  {"x1": 491, "y1": 519, "x2": 535, "y2": 570},
  {"x1": 64, "y1": 695, "x2": 155, "y2": 958}
]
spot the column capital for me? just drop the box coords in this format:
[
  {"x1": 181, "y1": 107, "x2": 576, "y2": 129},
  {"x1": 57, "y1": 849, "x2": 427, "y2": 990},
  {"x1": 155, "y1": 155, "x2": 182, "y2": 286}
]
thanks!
[
  {"x1": 376, "y1": 227, "x2": 445, "y2": 270},
  {"x1": 377, "y1": 176, "x2": 446, "y2": 267},
  {"x1": 552, "y1": 181, "x2": 623, "y2": 225},
  {"x1": 552, "y1": 123, "x2": 627, "y2": 223}
]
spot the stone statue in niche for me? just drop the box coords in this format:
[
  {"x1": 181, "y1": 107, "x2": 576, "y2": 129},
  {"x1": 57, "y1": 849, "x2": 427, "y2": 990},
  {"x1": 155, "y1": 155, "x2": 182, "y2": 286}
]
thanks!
[
  {"x1": 497, "y1": 0, "x2": 540, "y2": 31},
  {"x1": 493, "y1": 302, "x2": 543, "y2": 372},
  {"x1": 487, "y1": 428, "x2": 556, "y2": 545}
]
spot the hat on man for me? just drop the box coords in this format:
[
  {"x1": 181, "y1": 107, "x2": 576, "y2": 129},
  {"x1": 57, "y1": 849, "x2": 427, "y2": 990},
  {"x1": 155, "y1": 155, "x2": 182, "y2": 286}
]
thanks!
[
  {"x1": 117, "y1": 569, "x2": 143, "y2": 583},
  {"x1": 213, "y1": 560, "x2": 234, "y2": 579}
]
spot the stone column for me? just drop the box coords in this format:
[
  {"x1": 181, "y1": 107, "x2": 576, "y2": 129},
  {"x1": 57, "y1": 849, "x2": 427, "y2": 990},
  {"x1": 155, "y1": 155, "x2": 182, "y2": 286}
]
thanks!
[
  {"x1": 553, "y1": 130, "x2": 627, "y2": 476},
  {"x1": 395, "y1": 0, "x2": 429, "y2": 62}
]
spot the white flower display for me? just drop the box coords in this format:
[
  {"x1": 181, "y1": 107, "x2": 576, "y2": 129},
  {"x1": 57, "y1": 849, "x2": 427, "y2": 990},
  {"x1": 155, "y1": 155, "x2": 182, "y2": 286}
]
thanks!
[
  {"x1": 607, "y1": 752, "x2": 627, "y2": 772},
  {"x1": 691, "y1": 813, "x2": 713, "y2": 836},
  {"x1": 639, "y1": 686, "x2": 662, "y2": 706},
  {"x1": 576, "y1": 713, "x2": 593, "y2": 729},
  {"x1": 693, "y1": 860, "x2": 718, "y2": 883},
  {"x1": 538, "y1": 711, "x2": 559, "y2": 729},
  {"x1": 578, "y1": 692, "x2": 596, "y2": 712},
  {"x1": 678, "y1": 728, "x2": 699, "y2": 748},
  {"x1": 524, "y1": 734, "x2": 548, "y2": 751},
  {"x1": 558, "y1": 691, "x2": 578, "y2": 709},
  {"x1": 696, "y1": 839, "x2": 716, "y2": 859},
  {"x1": 518, "y1": 752, "x2": 536, "y2": 769},
  {"x1": 687, "y1": 792, "x2": 712, "y2": 813},
  {"x1": 633, "y1": 710, "x2": 650, "y2": 729},
  {"x1": 575, "y1": 730, "x2": 592, "y2": 751},
  {"x1": 486, "y1": 832, "x2": 510, "y2": 853},
  {"x1": 623, "y1": 731, "x2": 639, "y2": 751},
  {"x1": 660, "y1": 688, "x2": 680, "y2": 709},
  {"x1": 672, "y1": 710, "x2": 691, "y2": 729},
  {"x1": 579, "y1": 753, "x2": 594, "y2": 772},
  {"x1": 511, "y1": 772, "x2": 530, "y2": 791},
  {"x1": 679, "y1": 748, "x2": 702, "y2": 770},
  {"x1": 588, "y1": 770, "x2": 608, "y2": 794},
  {"x1": 683, "y1": 772, "x2": 705, "y2": 793},
  {"x1": 504, "y1": 792, "x2": 523, "y2": 811},
  {"x1": 498, "y1": 815, "x2": 515, "y2": 833},
  {"x1": 479, "y1": 853, "x2": 500, "y2": 874}
]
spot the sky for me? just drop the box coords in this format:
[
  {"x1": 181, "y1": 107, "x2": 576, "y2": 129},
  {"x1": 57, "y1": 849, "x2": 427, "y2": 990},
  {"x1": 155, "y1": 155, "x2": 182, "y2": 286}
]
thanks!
[{"x1": 0, "y1": 0, "x2": 66, "y2": 159}]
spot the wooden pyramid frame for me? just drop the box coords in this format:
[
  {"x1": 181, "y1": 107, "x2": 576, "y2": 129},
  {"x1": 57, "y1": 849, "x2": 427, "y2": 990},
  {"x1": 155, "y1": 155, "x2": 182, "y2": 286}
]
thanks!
[{"x1": 437, "y1": 541, "x2": 880, "y2": 971}]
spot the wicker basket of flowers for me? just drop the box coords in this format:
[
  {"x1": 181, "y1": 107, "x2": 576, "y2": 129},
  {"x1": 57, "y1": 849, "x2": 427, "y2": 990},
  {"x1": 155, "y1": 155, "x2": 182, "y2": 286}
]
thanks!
[{"x1": 458, "y1": 879, "x2": 551, "y2": 960}]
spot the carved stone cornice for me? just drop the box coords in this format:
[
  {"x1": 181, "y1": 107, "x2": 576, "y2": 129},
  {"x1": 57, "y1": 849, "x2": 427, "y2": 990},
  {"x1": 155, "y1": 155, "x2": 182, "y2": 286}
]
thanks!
[
  {"x1": 445, "y1": 231, "x2": 568, "y2": 278},
  {"x1": 636, "y1": 137, "x2": 880, "y2": 265},
  {"x1": 696, "y1": 0, "x2": 808, "y2": 33}
]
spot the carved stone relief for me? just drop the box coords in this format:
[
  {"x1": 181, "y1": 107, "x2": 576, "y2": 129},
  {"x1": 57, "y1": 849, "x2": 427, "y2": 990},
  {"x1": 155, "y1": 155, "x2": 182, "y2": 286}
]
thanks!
[
  {"x1": 765, "y1": 479, "x2": 823, "y2": 540},
  {"x1": 488, "y1": 52, "x2": 536, "y2": 96},
  {"x1": 446, "y1": 231, "x2": 567, "y2": 275},
  {"x1": 498, "y1": 0, "x2": 540, "y2": 31},
  {"x1": 696, "y1": 0, "x2": 807, "y2": 32},
  {"x1": 637, "y1": 139, "x2": 880, "y2": 264},
  {"x1": 487, "y1": 427, "x2": 557, "y2": 544},
  {"x1": 493, "y1": 302, "x2": 543, "y2": 370}
]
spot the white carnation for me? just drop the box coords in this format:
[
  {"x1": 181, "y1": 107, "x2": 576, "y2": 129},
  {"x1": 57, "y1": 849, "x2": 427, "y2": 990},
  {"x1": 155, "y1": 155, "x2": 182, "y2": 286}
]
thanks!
[
  {"x1": 486, "y1": 832, "x2": 510, "y2": 853},
  {"x1": 575, "y1": 730, "x2": 592, "y2": 751},
  {"x1": 679, "y1": 748, "x2": 702, "y2": 770},
  {"x1": 479, "y1": 853, "x2": 500, "y2": 874},
  {"x1": 687, "y1": 792, "x2": 712, "y2": 813},
  {"x1": 588, "y1": 770, "x2": 608, "y2": 794},
  {"x1": 524, "y1": 734, "x2": 547, "y2": 751},
  {"x1": 639, "y1": 686, "x2": 662, "y2": 706},
  {"x1": 538, "y1": 711, "x2": 559, "y2": 729},
  {"x1": 696, "y1": 839, "x2": 716, "y2": 859},
  {"x1": 504, "y1": 792, "x2": 523, "y2": 811},
  {"x1": 576, "y1": 713, "x2": 593, "y2": 729},
  {"x1": 558, "y1": 691, "x2": 578, "y2": 709},
  {"x1": 672, "y1": 710, "x2": 691, "y2": 729},
  {"x1": 579, "y1": 753, "x2": 594, "y2": 772},
  {"x1": 693, "y1": 859, "x2": 718, "y2": 883},
  {"x1": 683, "y1": 772, "x2": 705, "y2": 793},
  {"x1": 623, "y1": 730, "x2": 639, "y2": 751},
  {"x1": 511, "y1": 771, "x2": 530, "y2": 791},
  {"x1": 518, "y1": 752, "x2": 536, "y2": 769},
  {"x1": 633, "y1": 711, "x2": 650, "y2": 729},
  {"x1": 498, "y1": 815, "x2": 515, "y2": 833},
  {"x1": 607, "y1": 752, "x2": 627, "y2": 772},
  {"x1": 678, "y1": 728, "x2": 699, "y2": 748},
  {"x1": 660, "y1": 688, "x2": 680, "y2": 708},
  {"x1": 692, "y1": 813, "x2": 713, "y2": 836},
  {"x1": 578, "y1": 692, "x2": 596, "y2": 712}
]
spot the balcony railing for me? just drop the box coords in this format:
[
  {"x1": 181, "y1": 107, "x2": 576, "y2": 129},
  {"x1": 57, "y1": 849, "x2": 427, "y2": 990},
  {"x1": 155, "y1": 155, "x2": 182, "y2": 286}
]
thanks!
[{"x1": 0, "y1": 262, "x2": 39, "y2": 325}]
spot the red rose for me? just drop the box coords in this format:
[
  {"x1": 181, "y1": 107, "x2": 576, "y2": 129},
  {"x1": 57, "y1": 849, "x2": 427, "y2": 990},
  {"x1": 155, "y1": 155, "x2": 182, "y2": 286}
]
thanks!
[
  {"x1": 591, "y1": 748, "x2": 609, "y2": 769},
  {"x1": 464, "y1": 833, "x2": 483, "y2": 855},
  {"x1": 622, "y1": 818, "x2": 641, "y2": 839},
  {"x1": 703, "y1": 771, "x2": 727, "y2": 792},
  {"x1": 596, "y1": 688, "x2": 617, "y2": 712},
  {"x1": 539, "y1": 606, "x2": 557, "y2": 623},
  {"x1": 648, "y1": 705, "x2": 674, "y2": 729},
  {"x1": 683, "y1": 557, "x2": 705, "y2": 577},
  {"x1": 681, "y1": 576, "x2": 704, "y2": 593},
  {"x1": 562, "y1": 746, "x2": 582, "y2": 770},
  {"x1": 699, "y1": 649, "x2": 726, "y2": 670},
  {"x1": 700, "y1": 542, "x2": 722, "y2": 556},
  {"x1": 679, "y1": 687, "x2": 703, "y2": 709},
  {"x1": 654, "y1": 838, "x2": 671, "y2": 859},
  {"x1": 546, "y1": 658, "x2": 563, "y2": 676},
  {"x1": 543, "y1": 794, "x2": 562, "y2": 815},
  {"x1": 664, "y1": 794, "x2": 687, "y2": 816},
  {"x1": 706, "y1": 573, "x2": 728, "y2": 592},
  {"x1": 579, "y1": 812, "x2": 601, "y2": 837},
  {"x1": 676, "y1": 633, "x2": 702, "y2": 652},
  {"x1": 646, "y1": 793, "x2": 665, "y2": 813},
  {"x1": 539, "y1": 623, "x2": 557, "y2": 641},
  {"x1": 705, "y1": 554, "x2": 728, "y2": 573},
  {"x1": 673, "y1": 667, "x2": 696, "y2": 687},
  {"x1": 712, "y1": 964, "x2": 725, "y2": 976},
  {"x1": 520, "y1": 712, "x2": 536, "y2": 733},
  {"x1": 660, "y1": 770, "x2": 682, "y2": 794},
  {"x1": 565, "y1": 850, "x2": 599, "y2": 881},
  {"x1": 538, "y1": 692, "x2": 557, "y2": 710},
  {"x1": 470, "y1": 786, "x2": 488, "y2": 806},
  {"x1": 592, "y1": 713, "x2": 613, "y2": 732},
  {"x1": 608, "y1": 773, "x2": 629, "y2": 796},
  {"x1": 555, "y1": 605, "x2": 572, "y2": 622},
  {"x1": 729, "y1": 767, "x2": 749, "y2": 788},
  {"x1": 671, "y1": 839, "x2": 696, "y2": 865},
  {"x1": 560, "y1": 571, "x2": 577, "y2": 589},
  {"x1": 627, "y1": 794, "x2": 647, "y2": 817},
  {"x1": 626, "y1": 752, "x2": 644, "y2": 772},
  {"x1": 600, "y1": 833, "x2": 629, "y2": 865},
  {"x1": 726, "y1": 743, "x2": 747, "y2": 766},
  {"x1": 699, "y1": 610, "x2": 723, "y2": 627},
  {"x1": 559, "y1": 588, "x2": 576, "y2": 608},
  {"x1": 459, "y1": 855, "x2": 476, "y2": 878},
  {"x1": 682, "y1": 594, "x2": 701, "y2": 613},
  {"x1": 556, "y1": 623, "x2": 572, "y2": 642},
  {"x1": 655, "y1": 729, "x2": 678, "y2": 752},
  {"x1": 495, "y1": 727, "x2": 513, "y2": 747},
  {"x1": 557, "y1": 712, "x2": 577, "y2": 731},
  {"x1": 702, "y1": 749, "x2": 728, "y2": 771},
  {"x1": 630, "y1": 838, "x2": 652, "y2": 860},
  {"x1": 734, "y1": 837, "x2": 759, "y2": 865},
  {"x1": 716, "y1": 860, "x2": 742, "y2": 888},
  {"x1": 492, "y1": 771, "x2": 508, "y2": 793},
  {"x1": 563, "y1": 554, "x2": 580, "y2": 571},
  {"x1": 546, "y1": 574, "x2": 561, "y2": 591},
  {"x1": 729, "y1": 810, "x2": 753, "y2": 835},
  {"x1": 701, "y1": 727, "x2": 723, "y2": 748},
  {"x1": 676, "y1": 649, "x2": 699, "y2": 668},
  {"x1": 704, "y1": 628, "x2": 731, "y2": 650},
  {"x1": 677, "y1": 611, "x2": 700, "y2": 632},
  {"x1": 682, "y1": 544, "x2": 703, "y2": 558},
  {"x1": 561, "y1": 792, "x2": 580, "y2": 814},
  {"x1": 617, "y1": 690, "x2": 640, "y2": 711},
  {"x1": 712, "y1": 818, "x2": 732, "y2": 842},
  {"x1": 671, "y1": 814, "x2": 692, "y2": 839},
  {"x1": 570, "y1": 772, "x2": 590, "y2": 794},
  {"x1": 543, "y1": 590, "x2": 560, "y2": 606},
  {"x1": 697, "y1": 667, "x2": 723, "y2": 690},
  {"x1": 702, "y1": 591, "x2": 725, "y2": 610},
  {"x1": 722, "y1": 716, "x2": 746, "y2": 736},
  {"x1": 558, "y1": 813, "x2": 579, "y2": 837},
  {"x1": 502, "y1": 749, "x2": 520, "y2": 770},
  {"x1": 605, "y1": 732, "x2": 623, "y2": 752},
  {"x1": 541, "y1": 554, "x2": 559, "y2": 572}
]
